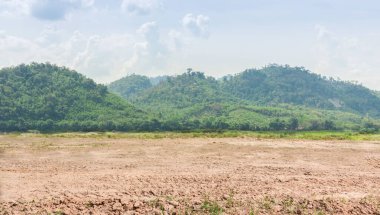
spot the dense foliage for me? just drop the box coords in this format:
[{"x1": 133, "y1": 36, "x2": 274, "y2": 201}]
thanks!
[
  {"x1": 133, "y1": 71, "x2": 237, "y2": 108},
  {"x1": 376, "y1": 91, "x2": 380, "y2": 99},
  {"x1": 0, "y1": 63, "x2": 148, "y2": 132},
  {"x1": 1, "y1": 63, "x2": 379, "y2": 132},
  {"x1": 109, "y1": 67, "x2": 380, "y2": 132},
  {"x1": 222, "y1": 65, "x2": 380, "y2": 117},
  {"x1": 108, "y1": 74, "x2": 152, "y2": 99}
]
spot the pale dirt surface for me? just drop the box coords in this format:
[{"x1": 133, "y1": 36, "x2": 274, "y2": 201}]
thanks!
[{"x1": 0, "y1": 136, "x2": 380, "y2": 214}]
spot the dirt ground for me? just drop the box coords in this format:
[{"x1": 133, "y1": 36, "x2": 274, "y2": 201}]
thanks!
[{"x1": 0, "y1": 135, "x2": 380, "y2": 214}]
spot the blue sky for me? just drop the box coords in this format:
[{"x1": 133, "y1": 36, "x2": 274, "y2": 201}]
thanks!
[{"x1": 0, "y1": 0, "x2": 380, "y2": 90}]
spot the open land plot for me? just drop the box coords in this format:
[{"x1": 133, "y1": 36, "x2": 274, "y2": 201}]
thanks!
[{"x1": 0, "y1": 135, "x2": 380, "y2": 214}]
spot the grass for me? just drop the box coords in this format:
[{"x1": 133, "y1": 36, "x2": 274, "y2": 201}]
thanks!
[
  {"x1": 51, "y1": 211, "x2": 65, "y2": 215},
  {"x1": 149, "y1": 198, "x2": 165, "y2": 212},
  {"x1": 31, "y1": 141, "x2": 54, "y2": 149},
  {"x1": 0, "y1": 142, "x2": 10, "y2": 149},
  {"x1": 225, "y1": 191, "x2": 235, "y2": 208},
  {"x1": 201, "y1": 199, "x2": 223, "y2": 215},
  {"x1": 1, "y1": 130, "x2": 380, "y2": 141},
  {"x1": 260, "y1": 196, "x2": 275, "y2": 211},
  {"x1": 249, "y1": 209, "x2": 256, "y2": 215}
]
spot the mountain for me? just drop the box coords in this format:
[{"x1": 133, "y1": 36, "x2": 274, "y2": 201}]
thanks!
[
  {"x1": 149, "y1": 76, "x2": 168, "y2": 86},
  {"x1": 108, "y1": 75, "x2": 170, "y2": 100},
  {"x1": 222, "y1": 65, "x2": 380, "y2": 118},
  {"x1": 133, "y1": 71, "x2": 237, "y2": 108},
  {"x1": 1, "y1": 63, "x2": 378, "y2": 132},
  {"x1": 109, "y1": 68, "x2": 379, "y2": 131},
  {"x1": 0, "y1": 63, "x2": 147, "y2": 132},
  {"x1": 108, "y1": 74, "x2": 152, "y2": 100},
  {"x1": 376, "y1": 91, "x2": 380, "y2": 99}
]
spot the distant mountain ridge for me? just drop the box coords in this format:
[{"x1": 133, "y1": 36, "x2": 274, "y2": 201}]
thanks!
[
  {"x1": 0, "y1": 63, "x2": 378, "y2": 132},
  {"x1": 222, "y1": 65, "x2": 380, "y2": 118},
  {"x1": 110, "y1": 65, "x2": 380, "y2": 119},
  {"x1": 108, "y1": 66, "x2": 380, "y2": 131},
  {"x1": 375, "y1": 91, "x2": 380, "y2": 99},
  {"x1": 108, "y1": 74, "x2": 152, "y2": 100}
]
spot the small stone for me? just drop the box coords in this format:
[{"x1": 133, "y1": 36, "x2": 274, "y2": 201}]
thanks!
[
  {"x1": 193, "y1": 198, "x2": 202, "y2": 205},
  {"x1": 133, "y1": 201, "x2": 142, "y2": 209},
  {"x1": 274, "y1": 205, "x2": 282, "y2": 212},
  {"x1": 121, "y1": 198, "x2": 130, "y2": 205},
  {"x1": 165, "y1": 204, "x2": 174, "y2": 211},
  {"x1": 153, "y1": 208, "x2": 162, "y2": 215},
  {"x1": 113, "y1": 202, "x2": 123, "y2": 211},
  {"x1": 192, "y1": 205, "x2": 201, "y2": 211},
  {"x1": 169, "y1": 201, "x2": 179, "y2": 207}
]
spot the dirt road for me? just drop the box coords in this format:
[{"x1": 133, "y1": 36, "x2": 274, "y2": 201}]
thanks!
[{"x1": 1, "y1": 136, "x2": 380, "y2": 214}]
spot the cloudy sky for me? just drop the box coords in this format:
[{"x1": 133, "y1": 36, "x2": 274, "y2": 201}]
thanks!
[{"x1": 0, "y1": 0, "x2": 380, "y2": 90}]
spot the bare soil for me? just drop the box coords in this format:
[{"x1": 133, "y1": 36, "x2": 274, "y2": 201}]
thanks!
[{"x1": 1, "y1": 136, "x2": 380, "y2": 214}]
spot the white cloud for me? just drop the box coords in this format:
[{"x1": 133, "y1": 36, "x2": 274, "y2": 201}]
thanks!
[
  {"x1": 71, "y1": 33, "x2": 137, "y2": 80},
  {"x1": 121, "y1": 0, "x2": 160, "y2": 15},
  {"x1": 0, "y1": 29, "x2": 134, "y2": 82},
  {"x1": 0, "y1": 31, "x2": 36, "y2": 52},
  {"x1": 35, "y1": 25, "x2": 63, "y2": 44},
  {"x1": 168, "y1": 29, "x2": 182, "y2": 51},
  {"x1": 0, "y1": 21, "x2": 172, "y2": 83},
  {"x1": 163, "y1": 13, "x2": 211, "y2": 56},
  {"x1": 0, "y1": 7, "x2": 213, "y2": 83},
  {"x1": 0, "y1": 0, "x2": 30, "y2": 17},
  {"x1": 313, "y1": 24, "x2": 380, "y2": 90},
  {"x1": 81, "y1": 0, "x2": 94, "y2": 8},
  {"x1": 127, "y1": 21, "x2": 168, "y2": 73},
  {"x1": 182, "y1": 13, "x2": 210, "y2": 38},
  {"x1": 137, "y1": 21, "x2": 158, "y2": 39}
]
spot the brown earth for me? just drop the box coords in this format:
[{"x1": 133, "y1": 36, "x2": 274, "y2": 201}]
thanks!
[{"x1": 0, "y1": 135, "x2": 380, "y2": 214}]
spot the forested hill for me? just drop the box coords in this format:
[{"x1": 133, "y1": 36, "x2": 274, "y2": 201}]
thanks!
[
  {"x1": 222, "y1": 65, "x2": 380, "y2": 118},
  {"x1": 376, "y1": 91, "x2": 380, "y2": 99},
  {"x1": 108, "y1": 74, "x2": 152, "y2": 99},
  {"x1": 0, "y1": 63, "x2": 147, "y2": 132},
  {"x1": 110, "y1": 65, "x2": 380, "y2": 118},
  {"x1": 108, "y1": 68, "x2": 379, "y2": 131},
  {"x1": 132, "y1": 71, "x2": 238, "y2": 108},
  {"x1": 0, "y1": 63, "x2": 379, "y2": 132}
]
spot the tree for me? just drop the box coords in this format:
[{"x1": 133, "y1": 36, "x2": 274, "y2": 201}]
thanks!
[
  {"x1": 288, "y1": 118, "x2": 299, "y2": 130},
  {"x1": 323, "y1": 120, "x2": 335, "y2": 130},
  {"x1": 269, "y1": 119, "x2": 286, "y2": 130}
]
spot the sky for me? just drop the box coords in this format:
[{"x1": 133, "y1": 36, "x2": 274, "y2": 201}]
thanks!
[{"x1": 0, "y1": 0, "x2": 380, "y2": 90}]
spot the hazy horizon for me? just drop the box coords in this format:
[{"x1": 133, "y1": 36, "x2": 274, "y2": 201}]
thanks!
[{"x1": 1, "y1": 0, "x2": 380, "y2": 90}]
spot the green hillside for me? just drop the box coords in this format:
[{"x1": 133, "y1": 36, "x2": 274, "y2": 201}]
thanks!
[
  {"x1": 223, "y1": 65, "x2": 380, "y2": 118},
  {"x1": 1, "y1": 63, "x2": 378, "y2": 132},
  {"x1": 108, "y1": 74, "x2": 152, "y2": 99},
  {"x1": 134, "y1": 71, "x2": 237, "y2": 107},
  {"x1": 376, "y1": 91, "x2": 380, "y2": 99},
  {"x1": 109, "y1": 69, "x2": 380, "y2": 131},
  {"x1": 0, "y1": 63, "x2": 147, "y2": 132}
]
